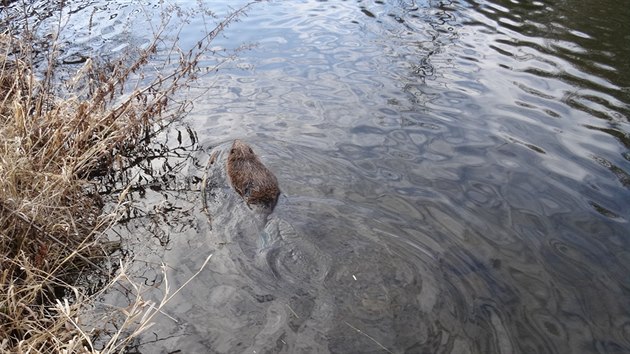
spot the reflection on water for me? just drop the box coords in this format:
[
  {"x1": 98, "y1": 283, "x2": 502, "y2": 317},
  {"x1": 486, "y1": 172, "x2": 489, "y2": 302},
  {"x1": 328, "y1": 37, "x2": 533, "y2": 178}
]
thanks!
[{"x1": 25, "y1": 0, "x2": 630, "y2": 352}]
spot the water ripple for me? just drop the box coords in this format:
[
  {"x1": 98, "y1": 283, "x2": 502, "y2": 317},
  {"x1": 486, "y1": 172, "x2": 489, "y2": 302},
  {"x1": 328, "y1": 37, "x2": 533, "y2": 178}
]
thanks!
[{"x1": 50, "y1": 0, "x2": 630, "y2": 351}]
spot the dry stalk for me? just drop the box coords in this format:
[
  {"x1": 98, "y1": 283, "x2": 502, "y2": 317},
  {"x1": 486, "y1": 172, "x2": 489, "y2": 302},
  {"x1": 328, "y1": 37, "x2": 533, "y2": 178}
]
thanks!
[{"x1": 0, "y1": 1, "x2": 259, "y2": 352}]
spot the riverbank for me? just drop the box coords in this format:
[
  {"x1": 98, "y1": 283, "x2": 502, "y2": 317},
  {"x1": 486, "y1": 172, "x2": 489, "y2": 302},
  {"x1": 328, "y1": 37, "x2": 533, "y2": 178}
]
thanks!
[{"x1": 0, "y1": 2, "x2": 254, "y2": 352}]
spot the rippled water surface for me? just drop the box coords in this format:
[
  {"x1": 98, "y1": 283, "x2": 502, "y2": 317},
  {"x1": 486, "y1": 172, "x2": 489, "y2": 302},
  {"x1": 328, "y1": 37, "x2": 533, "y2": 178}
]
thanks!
[{"x1": 28, "y1": 0, "x2": 630, "y2": 352}]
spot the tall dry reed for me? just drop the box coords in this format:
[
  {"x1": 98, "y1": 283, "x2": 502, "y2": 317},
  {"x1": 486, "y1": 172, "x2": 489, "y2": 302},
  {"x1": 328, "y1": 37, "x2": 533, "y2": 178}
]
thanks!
[{"x1": 0, "y1": 1, "x2": 257, "y2": 352}]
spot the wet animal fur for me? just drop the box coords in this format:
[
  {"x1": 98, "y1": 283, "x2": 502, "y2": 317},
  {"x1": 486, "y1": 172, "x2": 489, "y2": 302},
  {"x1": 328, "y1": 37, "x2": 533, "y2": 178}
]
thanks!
[{"x1": 227, "y1": 140, "x2": 280, "y2": 209}]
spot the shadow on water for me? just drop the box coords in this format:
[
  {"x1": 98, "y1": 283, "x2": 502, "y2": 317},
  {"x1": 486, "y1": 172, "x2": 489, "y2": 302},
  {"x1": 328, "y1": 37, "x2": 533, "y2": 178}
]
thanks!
[{"x1": 15, "y1": 0, "x2": 630, "y2": 352}]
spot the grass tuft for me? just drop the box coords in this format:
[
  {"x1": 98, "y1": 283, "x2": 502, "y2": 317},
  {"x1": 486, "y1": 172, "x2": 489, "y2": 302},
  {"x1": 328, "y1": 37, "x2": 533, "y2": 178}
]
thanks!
[{"x1": 0, "y1": 1, "x2": 257, "y2": 352}]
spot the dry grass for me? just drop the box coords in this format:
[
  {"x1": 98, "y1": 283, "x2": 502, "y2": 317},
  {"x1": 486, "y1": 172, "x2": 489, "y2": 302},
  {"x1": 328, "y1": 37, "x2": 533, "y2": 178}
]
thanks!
[{"x1": 0, "y1": 1, "x2": 257, "y2": 352}]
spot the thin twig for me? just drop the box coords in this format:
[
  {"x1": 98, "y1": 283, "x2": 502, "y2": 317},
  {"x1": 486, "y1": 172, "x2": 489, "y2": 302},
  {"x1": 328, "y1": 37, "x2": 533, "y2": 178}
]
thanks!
[{"x1": 344, "y1": 321, "x2": 394, "y2": 354}]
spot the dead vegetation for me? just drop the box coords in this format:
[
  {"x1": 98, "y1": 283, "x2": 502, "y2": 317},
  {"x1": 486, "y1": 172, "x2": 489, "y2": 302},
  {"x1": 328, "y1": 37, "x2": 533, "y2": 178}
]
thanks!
[{"x1": 0, "y1": 1, "x2": 257, "y2": 352}]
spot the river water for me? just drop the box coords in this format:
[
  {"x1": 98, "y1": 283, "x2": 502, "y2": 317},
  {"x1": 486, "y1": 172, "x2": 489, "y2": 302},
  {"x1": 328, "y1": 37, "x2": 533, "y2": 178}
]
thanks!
[{"x1": 24, "y1": 0, "x2": 630, "y2": 352}]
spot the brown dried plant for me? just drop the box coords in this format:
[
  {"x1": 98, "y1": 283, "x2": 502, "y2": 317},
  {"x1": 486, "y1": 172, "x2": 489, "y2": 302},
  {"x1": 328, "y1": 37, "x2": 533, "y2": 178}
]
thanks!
[{"x1": 0, "y1": 1, "x2": 258, "y2": 352}]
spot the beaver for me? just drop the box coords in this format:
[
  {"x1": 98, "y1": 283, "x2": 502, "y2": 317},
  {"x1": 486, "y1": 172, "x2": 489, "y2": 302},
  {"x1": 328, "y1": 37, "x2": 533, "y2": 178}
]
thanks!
[{"x1": 226, "y1": 139, "x2": 280, "y2": 209}]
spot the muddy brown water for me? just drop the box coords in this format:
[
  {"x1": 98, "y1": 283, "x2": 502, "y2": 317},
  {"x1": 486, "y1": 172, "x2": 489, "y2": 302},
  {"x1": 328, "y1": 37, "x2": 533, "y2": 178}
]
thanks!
[{"x1": 18, "y1": 0, "x2": 630, "y2": 352}]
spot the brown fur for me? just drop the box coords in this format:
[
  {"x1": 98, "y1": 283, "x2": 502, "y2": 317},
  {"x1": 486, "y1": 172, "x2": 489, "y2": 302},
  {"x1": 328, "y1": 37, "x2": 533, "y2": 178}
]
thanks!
[{"x1": 226, "y1": 139, "x2": 280, "y2": 208}]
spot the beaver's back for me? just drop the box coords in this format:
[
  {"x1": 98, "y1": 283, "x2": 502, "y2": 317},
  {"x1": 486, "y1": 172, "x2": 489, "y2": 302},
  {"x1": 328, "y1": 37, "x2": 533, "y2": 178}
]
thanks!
[{"x1": 226, "y1": 140, "x2": 280, "y2": 209}]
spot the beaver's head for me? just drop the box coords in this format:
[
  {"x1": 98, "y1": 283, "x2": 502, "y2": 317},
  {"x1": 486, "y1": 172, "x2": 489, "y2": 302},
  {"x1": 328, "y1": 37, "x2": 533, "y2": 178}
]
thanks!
[{"x1": 229, "y1": 139, "x2": 256, "y2": 161}]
